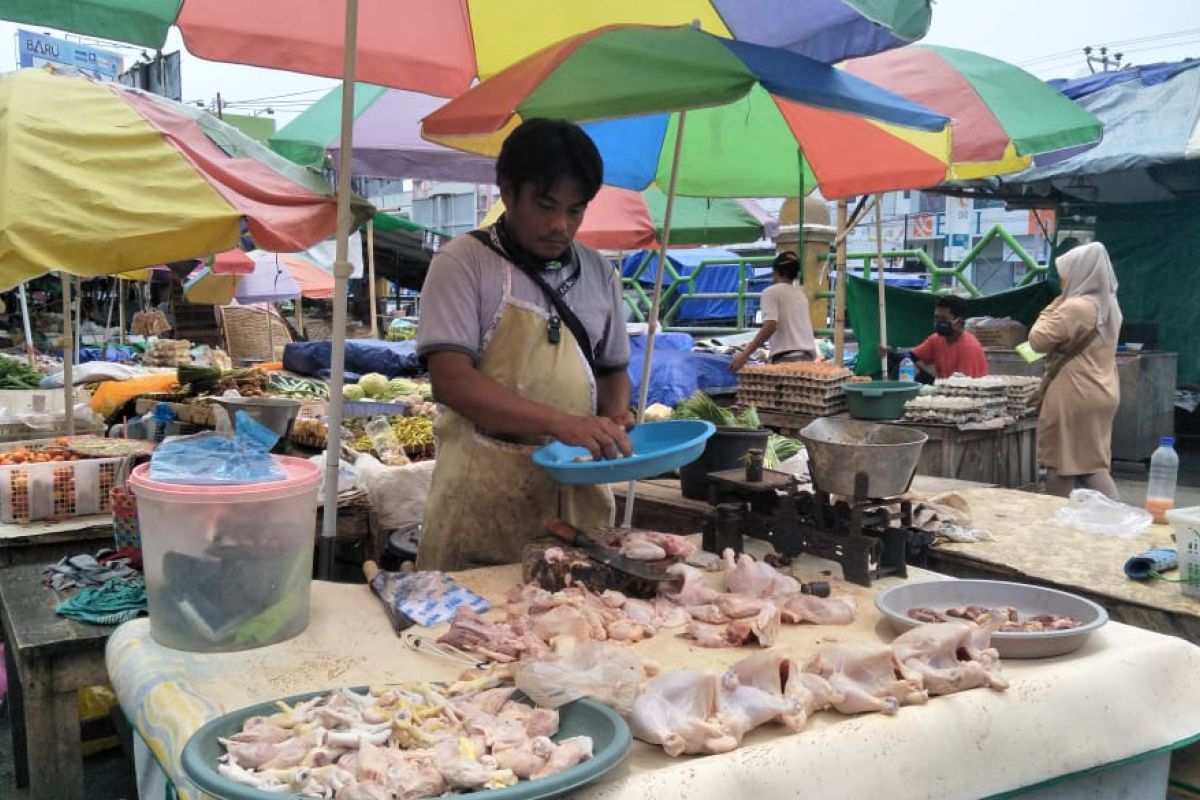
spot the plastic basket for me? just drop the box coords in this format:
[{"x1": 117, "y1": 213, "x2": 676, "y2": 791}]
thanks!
[
  {"x1": 0, "y1": 456, "x2": 127, "y2": 523},
  {"x1": 111, "y1": 485, "x2": 140, "y2": 548}
]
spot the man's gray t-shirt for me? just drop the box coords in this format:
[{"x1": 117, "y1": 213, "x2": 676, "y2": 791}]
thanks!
[{"x1": 417, "y1": 234, "x2": 630, "y2": 372}]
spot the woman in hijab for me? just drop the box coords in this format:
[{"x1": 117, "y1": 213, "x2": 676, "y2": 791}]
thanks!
[{"x1": 1029, "y1": 242, "x2": 1123, "y2": 499}]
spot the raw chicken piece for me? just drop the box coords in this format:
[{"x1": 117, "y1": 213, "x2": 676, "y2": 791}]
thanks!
[
  {"x1": 335, "y1": 780, "x2": 392, "y2": 800},
  {"x1": 432, "y1": 738, "x2": 518, "y2": 791},
  {"x1": 725, "y1": 602, "x2": 782, "y2": 648},
  {"x1": 606, "y1": 618, "x2": 654, "y2": 642},
  {"x1": 662, "y1": 563, "x2": 719, "y2": 606},
  {"x1": 619, "y1": 536, "x2": 667, "y2": 561},
  {"x1": 600, "y1": 590, "x2": 627, "y2": 608},
  {"x1": 891, "y1": 620, "x2": 1009, "y2": 695},
  {"x1": 804, "y1": 644, "x2": 927, "y2": 716},
  {"x1": 715, "y1": 593, "x2": 775, "y2": 619},
  {"x1": 492, "y1": 735, "x2": 555, "y2": 778},
  {"x1": 532, "y1": 605, "x2": 593, "y2": 644},
  {"x1": 682, "y1": 620, "x2": 733, "y2": 648},
  {"x1": 652, "y1": 597, "x2": 692, "y2": 629},
  {"x1": 778, "y1": 594, "x2": 855, "y2": 625},
  {"x1": 531, "y1": 736, "x2": 594, "y2": 779},
  {"x1": 716, "y1": 663, "x2": 799, "y2": 742},
  {"x1": 628, "y1": 671, "x2": 739, "y2": 756},
  {"x1": 227, "y1": 721, "x2": 291, "y2": 745},
  {"x1": 621, "y1": 597, "x2": 658, "y2": 627},
  {"x1": 439, "y1": 608, "x2": 526, "y2": 663},
  {"x1": 722, "y1": 549, "x2": 802, "y2": 598},
  {"x1": 906, "y1": 606, "x2": 948, "y2": 624},
  {"x1": 683, "y1": 603, "x2": 730, "y2": 624}
]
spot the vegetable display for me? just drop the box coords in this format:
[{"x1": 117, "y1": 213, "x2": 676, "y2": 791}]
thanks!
[
  {"x1": 0, "y1": 358, "x2": 45, "y2": 389},
  {"x1": 673, "y1": 391, "x2": 803, "y2": 469}
]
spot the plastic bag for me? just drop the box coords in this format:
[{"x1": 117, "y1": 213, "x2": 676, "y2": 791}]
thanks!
[
  {"x1": 371, "y1": 570, "x2": 489, "y2": 627},
  {"x1": 355, "y1": 453, "x2": 436, "y2": 530},
  {"x1": 148, "y1": 410, "x2": 286, "y2": 484},
  {"x1": 514, "y1": 641, "x2": 648, "y2": 716},
  {"x1": 1055, "y1": 489, "x2": 1152, "y2": 536}
]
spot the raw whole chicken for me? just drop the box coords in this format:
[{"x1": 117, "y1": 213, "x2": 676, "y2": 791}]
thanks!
[
  {"x1": 779, "y1": 594, "x2": 855, "y2": 625},
  {"x1": 628, "y1": 670, "x2": 740, "y2": 756},
  {"x1": 891, "y1": 620, "x2": 1009, "y2": 695},
  {"x1": 725, "y1": 602, "x2": 782, "y2": 648},
  {"x1": 617, "y1": 530, "x2": 698, "y2": 560},
  {"x1": 802, "y1": 643, "x2": 927, "y2": 715},
  {"x1": 722, "y1": 549, "x2": 802, "y2": 598},
  {"x1": 662, "y1": 563, "x2": 720, "y2": 606}
]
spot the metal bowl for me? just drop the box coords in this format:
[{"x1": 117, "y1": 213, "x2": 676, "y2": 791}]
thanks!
[
  {"x1": 211, "y1": 396, "x2": 302, "y2": 438},
  {"x1": 875, "y1": 579, "x2": 1109, "y2": 659},
  {"x1": 799, "y1": 417, "x2": 927, "y2": 498}
]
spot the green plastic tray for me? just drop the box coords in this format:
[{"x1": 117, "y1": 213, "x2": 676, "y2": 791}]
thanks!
[
  {"x1": 844, "y1": 380, "x2": 921, "y2": 420},
  {"x1": 181, "y1": 687, "x2": 631, "y2": 800}
]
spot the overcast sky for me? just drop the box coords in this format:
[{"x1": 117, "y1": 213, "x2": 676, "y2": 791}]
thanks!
[{"x1": 2, "y1": 0, "x2": 1198, "y2": 124}]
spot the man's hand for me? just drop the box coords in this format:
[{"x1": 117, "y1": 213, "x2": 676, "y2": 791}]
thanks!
[
  {"x1": 729, "y1": 349, "x2": 750, "y2": 372},
  {"x1": 608, "y1": 408, "x2": 636, "y2": 430},
  {"x1": 877, "y1": 344, "x2": 892, "y2": 358},
  {"x1": 550, "y1": 414, "x2": 633, "y2": 460}
]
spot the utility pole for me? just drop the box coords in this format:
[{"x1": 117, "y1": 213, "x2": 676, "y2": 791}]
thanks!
[
  {"x1": 1083, "y1": 46, "x2": 1124, "y2": 74},
  {"x1": 215, "y1": 92, "x2": 223, "y2": 119}
]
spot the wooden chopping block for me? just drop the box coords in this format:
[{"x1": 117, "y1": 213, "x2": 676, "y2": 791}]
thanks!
[{"x1": 521, "y1": 529, "x2": 681, "y2": 599}]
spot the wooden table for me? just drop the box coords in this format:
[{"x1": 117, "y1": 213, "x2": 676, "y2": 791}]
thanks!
[
  {"x1": 0, "y1": 515, "x2": 114, "y2": 568},
  {"x1": 0, "y1": 563, "x2": 116, "y2": 800},
  {"x1": 758, "y1": 410, "x2": 1039, "y2": 489}
]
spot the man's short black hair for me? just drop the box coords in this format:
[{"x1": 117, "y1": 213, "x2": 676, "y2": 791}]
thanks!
[
  {"x1": 773, "y1": 251, "x2": 800, "y2": 282},
  {"x1": 935, "y1": 295, "x2": 968, "y2": 319},
  {"x1": 496, "y1": 118, "x2": 603, "y2": 202}
]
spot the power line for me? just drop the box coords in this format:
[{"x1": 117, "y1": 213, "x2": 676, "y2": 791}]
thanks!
[{"x1": 1019, "y1": 27, "x2": 1200, "y2": 66}]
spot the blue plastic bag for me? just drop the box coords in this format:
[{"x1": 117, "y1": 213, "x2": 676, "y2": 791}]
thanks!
[{"x1": 148, "y1": 411, "x2": 286, "y2": 484}]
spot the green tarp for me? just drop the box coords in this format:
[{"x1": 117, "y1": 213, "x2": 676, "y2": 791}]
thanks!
[
  {"x1": 1094, "y1": 197, "x2": 1200, "y2": 383},
  {"x1": 847, "y1": 275, "x2": 1055, "y2": 377}
]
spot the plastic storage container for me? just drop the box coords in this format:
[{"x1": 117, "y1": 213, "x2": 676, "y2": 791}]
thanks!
[
  {"x1": 1145, "y1": 436, "x2": 1179, "y2": 524},
  {"x1": 129, "y1": 456, "x2": 321, "y2": 652},
  {"x1": 1166, "y1": 507, "x2": 1200, "y2": 599},
  {"x1": 843, "y1": 381, "x2": 922, "y2": 421}
]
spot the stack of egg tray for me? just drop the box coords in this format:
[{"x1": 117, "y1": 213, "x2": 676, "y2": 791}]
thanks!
[
  {"x1": 737, "y1": 363, "x2": 852, "y2": 416},
  {"x1": 903, "y1": 395, "x2": 997, "y2": 425},
  {"x1": 998, "y1": 376, "x2": 1042, "y2": 418}
]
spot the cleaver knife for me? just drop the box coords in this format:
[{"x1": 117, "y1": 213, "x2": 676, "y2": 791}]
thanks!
[
  {"x1": 545, "y1": 518, "x2": 682, "y2": 588},
  {"x1": 363, "y1": 560, "x2": 416, "y2": 634}
]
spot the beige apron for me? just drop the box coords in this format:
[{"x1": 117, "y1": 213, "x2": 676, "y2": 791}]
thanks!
[{"x1": 417, "y1": 263, "x2": 614, "y2": 571}]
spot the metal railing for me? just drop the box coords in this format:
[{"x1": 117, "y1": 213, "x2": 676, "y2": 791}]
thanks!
[{"x1": 620, "y1": 224, "x2": 1047, "y2": 338}]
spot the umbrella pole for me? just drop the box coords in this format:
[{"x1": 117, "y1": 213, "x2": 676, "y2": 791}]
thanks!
[
  {"x1": 295, "y1": 297, "x2": 305, "y2": 337},
  {"x1": 834, "y1": 199, "x2": 848, "y2": 363},
  {"x1": 622, "y1": 110, "x2": 687, "y2": 529},
  {"x1": 320, "y1": 0, "x2": 360, "y2": 580},
  {"x1": 118, "y1": 280, "x2": 125, "y2": 345},
  {"x1": 266, "y1": 304, "x2": 275, "y2": 361},
  {"x1": 367, "y1": 219, "x2": 378, "y2": 338},
  {"x1": 875, "y1": 193, "x2": 888, "y2": 364},
  {"x1": 18, "y1": 284, "x2": 35, "y2": 368},
  {"x1": 60, "y1": 274, "x2": 74, "y2": 436},
  {"x1": 74, "y1": 277, "x2": 82, "y2": 365}
]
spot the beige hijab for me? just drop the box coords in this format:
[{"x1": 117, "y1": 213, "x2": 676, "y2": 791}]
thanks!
[{"x1": 1056, "y1": 242, "x2": 1123, "y2": 343}]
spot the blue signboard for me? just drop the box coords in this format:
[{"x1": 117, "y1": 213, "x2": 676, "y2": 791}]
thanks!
[{"x1": 17, "y1": 29, "x2": 123, "y2": 81}]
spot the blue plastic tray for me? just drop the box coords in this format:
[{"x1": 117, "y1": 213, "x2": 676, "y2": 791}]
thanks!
[
  {"x1": 181, "y1": 687, "x2": 631, "y2": 800},
  {"x1": 533, "y1": 419, "x2": 716, "y2": 485}
]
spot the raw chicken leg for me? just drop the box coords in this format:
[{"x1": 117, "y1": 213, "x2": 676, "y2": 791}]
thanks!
[
  {"x1": 662, "y1": 563, "x2": 719, "y2": 606},
  {"x1": 778, "y1": 594, "x2": 856, "y2": 625},
  {"x1": 715, "y1": 667, "x2": 799, "y2": 742},
  {"x1": 891, "y1": 620, "x2": 1009, "y2": 695},
  {"x1": 722, "y1": 549, "x2": 802, "y2": 598},
  {"x1": 682, "y1": 620, "x2": 732, "y2": 648},
  {"x1": 781, "y1": 660, "x2": 844, "y2": 731},
  {"x1": 531, "y1": 736, "x2": 595, "y2": 778},
  {"x1": 803, "y1": 644, "x2": 927, "y2": 716},
  {"x1": 628, "y1": 671, "x2": 740, "y2": 756}
]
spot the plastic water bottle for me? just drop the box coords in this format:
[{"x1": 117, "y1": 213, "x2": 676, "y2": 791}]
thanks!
[
  {"x1": 898, "y1": 355, "x2": 917, "y2": 383},
  {"x1": 1146, "y1": 436, "x2": 1179, "y2": 524}
]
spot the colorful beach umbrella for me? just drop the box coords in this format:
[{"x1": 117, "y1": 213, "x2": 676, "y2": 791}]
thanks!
[
  {"x1": 0, "y1": 1, "x2": 933, "y2": 94},
  {"x1": 270, "y1": 84, "x2": 497, "y2": 182},
  {"x1": 0, "y1": 68, "x2": 352, "y2": 289},
  {"x1": 185, "y1": 250, "x2": 335, "y2": 305},
  {"x1": 423, "y1": 24, "x2": 952, "y2": 200},
  {"x1": 483, "y1": 186, "x2": 769, "y2": 251},
  {"x1": 842, "y1": 45, "x2": 1104, "y2": 181}
]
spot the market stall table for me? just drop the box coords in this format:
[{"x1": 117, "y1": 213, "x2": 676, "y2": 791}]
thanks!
[
  {"x1": 108, "y1": 557, "x2": 1200, "y2": 800},
  {"x1": 759, "y1": 410, "x2": 1038, "y2": 488},
  {"x1": 0, "y1": 562, "x2": 119, "y2": 800},
  {"x1": 0, "y1": 514, "x2": 114, "y2": 567}
]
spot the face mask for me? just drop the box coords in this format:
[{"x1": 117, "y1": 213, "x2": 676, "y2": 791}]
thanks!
[{"x1": 934, "y1": 320, "x2": 955, "y2": 337}]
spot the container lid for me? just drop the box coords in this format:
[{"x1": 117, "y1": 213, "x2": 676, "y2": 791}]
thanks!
[
  {"x1": 1160, "y1": 436, "x2": 1176, "y2": 448},
  {"x1": 129, "y1": 455, "x2": 321, "y2": 498}
]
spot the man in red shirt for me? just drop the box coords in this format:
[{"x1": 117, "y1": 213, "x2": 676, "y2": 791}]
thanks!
[{"x1": 881, "y1": 295, "x2": 988, "y2": 379}]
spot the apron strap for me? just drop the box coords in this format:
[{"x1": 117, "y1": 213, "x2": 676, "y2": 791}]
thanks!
[{"x1": 467, "y1": 229, "x2": 598, "y2": 375}]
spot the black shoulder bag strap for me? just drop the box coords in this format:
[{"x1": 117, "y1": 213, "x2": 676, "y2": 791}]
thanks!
[{"x1": 467, "y1": 229, "x2": 598, "y2": 374}]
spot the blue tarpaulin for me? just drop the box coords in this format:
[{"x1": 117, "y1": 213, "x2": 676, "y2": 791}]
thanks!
[
  {"x1": 283, "y1": 339, "x2": 421, "y2": 381},
  {"x1": 627, "y1": 333, "x2": 736, "y2": 408},
  {"x1": 623, "y1": 248, "x2": 771, "y2": 322}
]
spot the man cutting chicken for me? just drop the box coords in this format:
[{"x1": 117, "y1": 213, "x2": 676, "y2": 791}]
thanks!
[{"x1": 416, "y1": 119, "x2": 632, "y2": 571}]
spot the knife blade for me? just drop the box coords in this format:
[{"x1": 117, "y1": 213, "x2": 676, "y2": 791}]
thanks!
[
  {"x1": 545, "y1": 518, "x2": 681, "y2": 587},
  {"x1": 363, "y1": 560, "x2": 416, "y2": 635}
]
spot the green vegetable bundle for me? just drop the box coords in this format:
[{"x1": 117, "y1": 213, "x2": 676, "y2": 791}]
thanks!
[
  {"x1": 0, "y1": 358, "x2": 44, "y2": 389},
  {"x1": 672, "y1": 390, "x2": 803, "y2": 469}
]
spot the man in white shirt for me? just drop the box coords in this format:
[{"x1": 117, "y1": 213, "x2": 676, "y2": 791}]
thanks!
[{"x1": 730, "y1": 251, "x2": 818, "y2": 371}]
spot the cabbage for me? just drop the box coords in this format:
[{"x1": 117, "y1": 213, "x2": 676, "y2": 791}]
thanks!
[
  {"x1": 388, "y1": 378, "x2": 420, "y2": 396},
  {"x1": 417, "y1": 382, "x2": 435, "y2": 402},
  {"x1": 358, "y1": 373, "x2": 390, "y2": 398},
  {"x1": 342, "y1": 384, "x2": 366, "y2": 401}
]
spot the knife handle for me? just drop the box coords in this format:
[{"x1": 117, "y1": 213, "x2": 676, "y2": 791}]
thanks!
[
  {"x1": 363, "y1": 560, "x2": 381, "y2": 583},
  {"x1": 545, "y1": 518, "x2": 581, "y2": 545}
]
